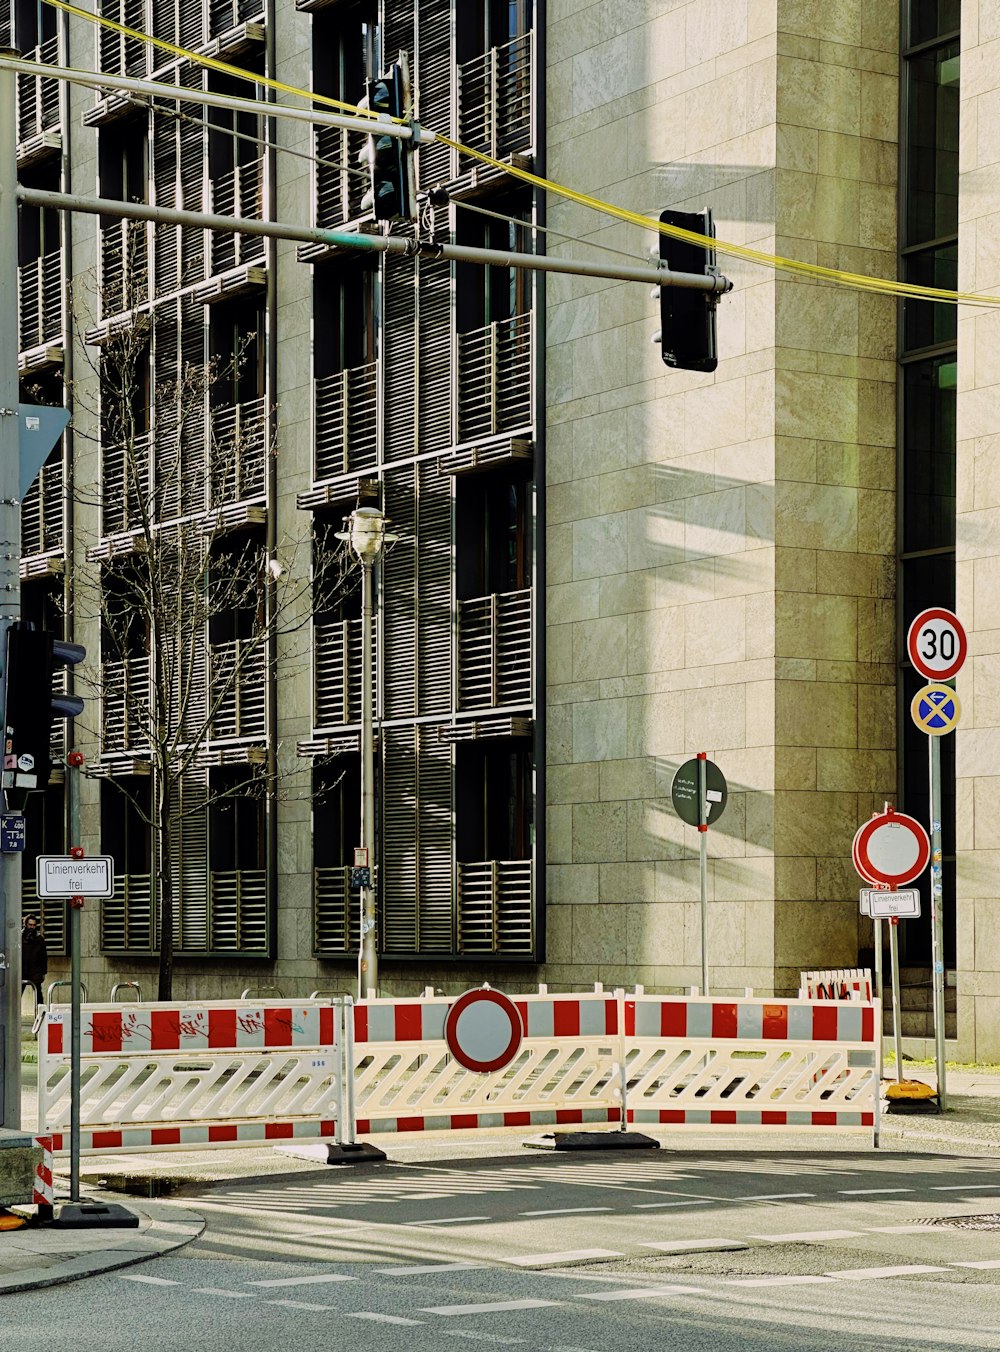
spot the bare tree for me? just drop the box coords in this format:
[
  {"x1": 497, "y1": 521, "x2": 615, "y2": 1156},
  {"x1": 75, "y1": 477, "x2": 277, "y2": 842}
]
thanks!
[{"x1": 68, "y1": 236, "x2": 356, "y2": 997}]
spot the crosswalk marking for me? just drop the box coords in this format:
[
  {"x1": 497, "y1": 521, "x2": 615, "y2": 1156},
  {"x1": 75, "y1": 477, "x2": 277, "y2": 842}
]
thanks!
[
  {"x1": 751, "y1": 1230, "x2": 862, "y2": 1242},
  {"x1": 951, "y1": 1260, "x2": 1000, "y2": 1270},
  {"x1": 726, "y1": 1276, "x2": 837, "y2": 1287},
  {"x1": 348, "y1": 1312, "x2": 425, "y2": 1325},
  {"x1": 376, "y1": 1263, "x2": 487, "y2": 1276},
  {"x1": 422, "y1": 1299, "x2": 564, "y2": 1317},
  {"x1": 504, "y1": 1250, "x2": 622, "y2": 1267},
  {"x1": 119, "y1": 1274, "x2": 178, "y2": 1286},
  {"x1": 194, "y1": 1287, "x2": 254, "y2": 1299},
  {"x1": 247, "y1": 1273, "x2": 358, "y2": 1287},
  {"x1": 644, "y1": 1239, "x2": 747, "y2": 1253},
  {"x1": 578, "y1": 1285, "x2": 705, "y2": 1301},
  {"x1": 520, "y1": 1207, "x2": 614, "y2": 1217},
  {"x1": 827, "y1": 1265, "x2": 945, "y2": 1280},
  {"x1": 267, "y1": 1299, "x2": 332, "y2": 1312},
  {"x1": 839, "y1": 1188, "x2": 914, "y2": 1196}
]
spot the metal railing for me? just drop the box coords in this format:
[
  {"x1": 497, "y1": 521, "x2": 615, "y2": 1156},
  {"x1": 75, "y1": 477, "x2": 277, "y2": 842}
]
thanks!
[
  {"x1": 18, "y1": 250, "x2": 63, "y2": 352},
  {"x1": 458, "y1": 588, "x2": 532, "y2": 710},
  {"x1": 314, "y1": 361, "x2": 378, "y2": 482},
  {"x1": 314, "y1": 618, "x2": 368, "y2": 727},
  {"x1": 101, "y1": 218, "x2": 149, "y2": 317},
  {"x1": 209, "y1": 638, "x2": 266, "y2": 739},
  {"x1": 210, "y1": 396, "x2": 266, "y2": 504},
  {"x1": 102, "y1": 432, "x2": 152, "y2": 535},
  {"x1": 100, "y1": 873, "x2": 154, "y2": 952},
  {"x1": 458, "y1": 33, "x2": 533, "y2": 161},
  {"x1": 314, "y1": 124, "x2": 370, "y2": 227},
  {"x1": 210, "y1": 159, "x2": 265, "y2": 272},
  {"x1": 20, "y1": 452, "x2": 63, "y2": 556},
  {"x1": 313, "y1": 865, "x2": 361, "y2": 955},
  {"x1": 458, "y1": 859, "x2": 533, "y2": 955},
  {"x1": 17, "y1": 37, "x2": 61, "y2": 143},
  {"x1": 210, "y1": 868, "x2": 268, "y2": 952},
  {"x1": 102, "y1": 656, "x2": 151, "y2": 753},
  {"x1": 457, "y1": 312, "x2": 532, "y2": 444}
]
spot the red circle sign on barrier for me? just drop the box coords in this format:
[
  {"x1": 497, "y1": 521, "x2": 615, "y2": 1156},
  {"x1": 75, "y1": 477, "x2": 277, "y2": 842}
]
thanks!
[
  {"x1": 444, "y1": 988, "x2": 523, "y2": 1073},
  {"x1": 854, "y1": 808, "x2": 930, "y2": 889}
]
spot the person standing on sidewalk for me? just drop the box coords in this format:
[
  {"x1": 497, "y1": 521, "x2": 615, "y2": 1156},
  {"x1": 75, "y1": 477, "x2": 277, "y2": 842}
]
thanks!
[{"x1": 21, "y1": 913, "x2": 47, "y2": 1006}]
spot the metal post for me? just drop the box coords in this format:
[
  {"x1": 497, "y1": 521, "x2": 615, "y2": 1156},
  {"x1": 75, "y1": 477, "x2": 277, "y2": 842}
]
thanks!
[
  {"x1": 67, "y1": 759, "x2": 81, "y2": 1201},
  {"x1": 359, "y1": 552, "x2": 376, "y2": 999},
  {"x1": 929, "y1": 733, "x2": 947, "y2": 1109},
  {"x1": 888, "y1": 916, "x2": 903, "y2": 1085},
  {"x1": 874, "y1": 917, "x2": 884, "y2": 1070},
  {"x1": 698, "y1": 752, "x2": 708, "y2": 996},
  {"x1": 0, "y1": 54, "x2": 22, "y2": 1131}
]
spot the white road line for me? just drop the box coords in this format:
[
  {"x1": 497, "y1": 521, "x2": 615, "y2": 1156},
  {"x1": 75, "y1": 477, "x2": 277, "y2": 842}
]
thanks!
[
  {"x1": 957, "y1": 1197, "x2": 1000, "y2": 1204},
  {"x1": 726, "y1": 1276, "x2": 838, "y2": 1287},
  {"x1": 932, "y1": 1184, "x2": 1000, "y2": 1190},
  {"x1": 827, "y1": 1265, "x2": 945, "y2": 1280},
  {"x1": 633, "y1": 1200, "x2": 714, "y2": 1210},
  {"x1": 520, "y1": 1207, "x2": 614, "y2": 1217},
  {"x1": 951, "y1": 1261, "x2": 1000, "y2": 1270},
  {"x1": 376, "y1": 1263, "x2": 487, "y2": 1276},
  {"x1": 869, "y1": 1225, "x2": 935, "y2": 1234},
  {"x1": 404, "y1": 1216, "x2": 492, "y2": 1227},
  {"x1": 348, "y1": 1313, "x2": 425, "y2": 1326},
  {"x1": 422, "y1": 1299, "x2": 564, "y2": 1317},
  {"x1": 194, "y1": 1288, "x2": 254, "y2": 1299},
  {"x1": 267, "y1": 1300, "x2": 333, "y2": 1312},
  {"x1": 644, "y1": 1239, "x2": 747, "y2": 1253},
  {"x1": 838, "y1": 1188, "x2": 914, "y2": 1195},
  {"x1": 751, "y1": 1230, "x2": 863, "y2": 1243},
  {"x1": 119, "y1": 1274, "x2": 178, "y2": 1286},
  {"x1": 247, "y1": 1274, "x2": 359, "y2": 1287},
  {"x1": 742, "y1": 1193, "x2": 815, "y2": 1201},
  {"x1": 504, "y1": 1250, "x2": 622, "y2": 1267},
  {"x1": 441, "y1": 1334, "x2": 527, "y2": 1346},
  {"x1": 578, "y1": 1285, "x2": 705, "y2": 1301}
]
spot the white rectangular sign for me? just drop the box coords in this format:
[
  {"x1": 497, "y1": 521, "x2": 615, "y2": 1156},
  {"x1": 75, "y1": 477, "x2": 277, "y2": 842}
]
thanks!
[
  {"x1": 36, "y1": 855, "x2": 115, "y2": 898},
  {"x1": 859, "y1": 888, "x2": 921, "y2": 919}
]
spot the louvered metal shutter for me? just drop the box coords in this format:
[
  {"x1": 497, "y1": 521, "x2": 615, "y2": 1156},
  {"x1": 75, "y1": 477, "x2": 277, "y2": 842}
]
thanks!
[
  {"x1": 417, "y1": 245, "x2": 453, "y2": 451},
  {"x1": 415, "y1": 0, "x2": 452, "y2": 187},
  {"x1": 180, "y1": 295, "x2": 207, "y2": 514},
  {"x1": 168, "y1": 768, "x2": 210, "y2": 951},
  {"x1": 153, "y1": 97, "x2": 179, "y2": 295},
  {"x1": 179, "y1": 0, "x2": 204, "y2": 50},
  {"x1": 382, "y1": 461, "x2": 416, "y2": 719},
  {"x1": 381, "y1": 724, "x2": 453, "y2": 955},
  {"x1": 179, "y1": 65, "x2": 205, "y2": 286},
  {"x1": 153, "y1": 300, "x2": 181, "y2": 519},
  {"x1": 415, "y1": 727, "x2": 454, "y2": 952},
  {"x1": 384, "y1": 0, "x2": 414, "y2": 74},
  {"x1": 416, "y1": 457, "x2": 451, "y2": 715},
  {"x1": 383, "y1": 252, "x2": 416, "y2": 462}
]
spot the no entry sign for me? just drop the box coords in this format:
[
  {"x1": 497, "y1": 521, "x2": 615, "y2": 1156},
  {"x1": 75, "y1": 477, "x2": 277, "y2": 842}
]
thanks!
[
  {"x1": 854, "y1": 808, "x2": 930, "y2": 889},
  {"x1": 444, "y1": 988, "x2": 523, "y2": 1073},
  {"x1": 907, "y1": 608, "x2": 967, "y2": 682}
]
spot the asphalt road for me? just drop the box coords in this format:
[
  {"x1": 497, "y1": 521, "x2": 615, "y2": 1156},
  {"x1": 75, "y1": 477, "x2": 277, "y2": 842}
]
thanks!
[{"x1": 8, "y1": 1148, "x2": 1000, "y2": 1350}]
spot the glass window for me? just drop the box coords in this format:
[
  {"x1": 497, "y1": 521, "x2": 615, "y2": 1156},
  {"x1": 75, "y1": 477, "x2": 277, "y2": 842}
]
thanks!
[
  {"x1": 906, "y1": 0, "x2": 960, "y2": 48},
  {"x1": 902, "y1": 358, "x2": 956, "y2": 553},
  {"x1": 902, "y1": 244, "x2": 958, "y2": 352},
  {"x1": 904, "y1": 41, "x2": 960, "y2": 246}
]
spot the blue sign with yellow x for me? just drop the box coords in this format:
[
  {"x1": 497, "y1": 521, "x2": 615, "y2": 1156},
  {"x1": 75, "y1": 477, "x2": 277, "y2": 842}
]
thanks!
[{"x1": 911, "y1": 682, "x2": 961, "y2": 735}]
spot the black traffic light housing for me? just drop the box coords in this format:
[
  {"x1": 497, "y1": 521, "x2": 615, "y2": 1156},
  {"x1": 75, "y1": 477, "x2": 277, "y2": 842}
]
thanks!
[
  {"x1": 2, "y1": 623, "x2": 85, "y2": 794},
  {"x1": 359, "y1": 61, "x2": 413, "y2": 222},
  {"x1": 658, "y1": 208, "x2": 719, "y2": 373}
]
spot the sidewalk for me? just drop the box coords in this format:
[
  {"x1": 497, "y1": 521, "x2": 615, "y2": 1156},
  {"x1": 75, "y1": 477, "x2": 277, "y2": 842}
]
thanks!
[{"x1": 2, "y1": 1065, "x2": 998, "y2": 1297}]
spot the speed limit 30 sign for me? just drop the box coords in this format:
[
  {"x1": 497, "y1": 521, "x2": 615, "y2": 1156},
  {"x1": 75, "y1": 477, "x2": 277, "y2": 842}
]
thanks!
[{"x1": 907, "y1": 607, "x2": 967, "y2": 682}]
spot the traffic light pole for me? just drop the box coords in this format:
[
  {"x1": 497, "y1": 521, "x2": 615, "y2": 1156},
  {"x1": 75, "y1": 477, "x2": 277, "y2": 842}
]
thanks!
[{"x1": 0, "y1": 55, "x2": 23, "y2": 1131}]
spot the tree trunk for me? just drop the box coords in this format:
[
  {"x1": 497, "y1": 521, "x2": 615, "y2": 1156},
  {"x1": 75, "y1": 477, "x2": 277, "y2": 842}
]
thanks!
[{"x1": 156, "y1": 775, "x2": 173, "y2": 1000}]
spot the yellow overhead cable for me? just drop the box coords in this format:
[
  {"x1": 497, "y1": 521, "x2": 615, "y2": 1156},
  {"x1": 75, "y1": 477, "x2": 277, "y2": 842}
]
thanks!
[{"x1": 43, "y1": 0, "x2": 1000, "y2": 309}]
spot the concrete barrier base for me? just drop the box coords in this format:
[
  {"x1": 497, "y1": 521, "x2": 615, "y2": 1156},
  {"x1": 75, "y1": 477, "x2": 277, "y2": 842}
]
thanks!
[{"x1": 0, "y1": 1129, "x2": 43, "y2": 1207}]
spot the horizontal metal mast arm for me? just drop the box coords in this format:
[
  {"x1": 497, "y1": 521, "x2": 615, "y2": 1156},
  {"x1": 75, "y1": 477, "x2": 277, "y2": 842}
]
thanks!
[
  {"x1": 0, "y1": 55, "x2": 432, "y2": 141},
  {"x1": 18, "y1": 187, "x2": 733, "y2": 291}
]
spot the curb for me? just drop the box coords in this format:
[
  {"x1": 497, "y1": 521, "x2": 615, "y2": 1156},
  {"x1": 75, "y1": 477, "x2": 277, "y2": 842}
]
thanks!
[{"x1": 0, "y1": 1203, "x2": 204, "y2": 1295}]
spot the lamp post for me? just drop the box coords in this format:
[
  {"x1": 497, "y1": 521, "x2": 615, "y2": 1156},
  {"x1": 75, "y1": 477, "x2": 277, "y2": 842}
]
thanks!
[{"x1": 342, "y1": 507, "x2": 393, "y2": 999}]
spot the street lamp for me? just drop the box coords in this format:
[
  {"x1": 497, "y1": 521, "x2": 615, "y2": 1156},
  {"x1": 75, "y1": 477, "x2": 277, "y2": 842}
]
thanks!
[{"x1": 338, "y1": 506, "x2": 395, "y2": 999}]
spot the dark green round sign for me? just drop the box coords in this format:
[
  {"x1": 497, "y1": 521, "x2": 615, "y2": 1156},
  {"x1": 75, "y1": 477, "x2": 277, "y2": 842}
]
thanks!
[{"x1": 671, "y1": 757, "x2": 728, "y2": 827}]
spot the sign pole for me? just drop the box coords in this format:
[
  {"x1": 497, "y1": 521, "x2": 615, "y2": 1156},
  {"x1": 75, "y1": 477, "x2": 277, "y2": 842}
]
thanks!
[
  {"x1": 67, "y1": 757, "x2": 82, "y2": 1203},
  {"x1": 888, "y1": 916, "x2": 903, "y2": 1084},
  {"x1": 873, "y1": 918, "x2": 884, "y2": 1066},
  {"x1": 697, "y1": 752, "x2": 708, "y2": 996},
  {"x1": 929, "y1": 733, "x2": 947, "y2": 1110}
]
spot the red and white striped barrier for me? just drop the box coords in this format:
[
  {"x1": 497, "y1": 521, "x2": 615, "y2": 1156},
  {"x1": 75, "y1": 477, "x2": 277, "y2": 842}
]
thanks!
[
  {"x1": 32, "y1": 1135, "x2": 54, "y2": 1206},
  {"x1": 799, "y1": 969, "x2": 873, "y2": 1002},
  {"x1": 347, "y1": 991, "x2": 623, "y2": 1138},
  {"x1": 623, "y1": 994, "x2": 880, "y2": 1136},
  {"x1": 38, "y1": 999, "x2": 347, "y2": 1155},
  {"x1": 36, "y1": 988, "x2": 881, "y2": 1156}
]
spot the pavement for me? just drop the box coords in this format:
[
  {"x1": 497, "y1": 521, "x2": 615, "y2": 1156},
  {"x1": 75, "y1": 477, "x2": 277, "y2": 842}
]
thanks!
[{"x1": 2, "y1": 1061, "x2": 999, "y2": 1297}]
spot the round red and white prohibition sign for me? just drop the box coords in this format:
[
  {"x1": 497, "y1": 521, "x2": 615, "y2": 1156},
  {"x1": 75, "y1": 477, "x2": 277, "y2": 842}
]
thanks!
[
  {"x1": 444, "y1": 988, "x2": 523, "y2": 1073},
  {"x1": 852, "y1": 823, "x2": 882, "y2": 886},
  {"x1": 907, "y1": 608, "x2": 967, "y2": 682},
  {"x1": 854, "y1": 808, "x2": 931, "y2": 889}
]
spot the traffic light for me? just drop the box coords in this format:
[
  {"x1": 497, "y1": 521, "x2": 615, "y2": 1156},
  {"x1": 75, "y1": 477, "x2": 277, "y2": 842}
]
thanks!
[
  {"x1": 358, "y1": 61, "x2": 413, "y2": 222},
  {"x1": 2, "y1": 624, "x2": 85, "y2": 793},
  {"x1": 657, "y1": 208, "x2": 719, "y2": 373}
]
